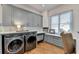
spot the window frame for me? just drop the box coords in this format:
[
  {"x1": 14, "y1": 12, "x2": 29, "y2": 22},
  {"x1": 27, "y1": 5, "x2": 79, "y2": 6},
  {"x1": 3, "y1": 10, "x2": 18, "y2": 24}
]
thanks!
[
  {"x1": 50, "y1": 10, "x2": 73, "y2": 34},
  {"x1": 50, "y1": 15, "x2": 60, "y2": 34}
]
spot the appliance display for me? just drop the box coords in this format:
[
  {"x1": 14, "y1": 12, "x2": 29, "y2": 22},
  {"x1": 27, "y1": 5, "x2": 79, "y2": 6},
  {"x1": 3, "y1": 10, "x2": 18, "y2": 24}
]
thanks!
[
  {"x1": 2, "y1": 33, "x2": 24, "y2": 54},
  {"x1": 24, "y1": 32, "x2": 37, "y2": 51}
]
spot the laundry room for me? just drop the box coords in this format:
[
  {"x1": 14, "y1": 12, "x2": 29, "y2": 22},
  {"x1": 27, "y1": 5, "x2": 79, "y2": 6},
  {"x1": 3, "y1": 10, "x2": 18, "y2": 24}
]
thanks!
[{"x1": 0, "y1": 4, "x2": 78, "y2": 54}]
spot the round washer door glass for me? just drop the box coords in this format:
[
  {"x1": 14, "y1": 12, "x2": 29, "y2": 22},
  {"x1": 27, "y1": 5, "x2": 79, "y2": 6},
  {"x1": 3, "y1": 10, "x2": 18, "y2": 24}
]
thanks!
[{"x1": 8, "y1": 39, "x2": 23, "y2": 53}]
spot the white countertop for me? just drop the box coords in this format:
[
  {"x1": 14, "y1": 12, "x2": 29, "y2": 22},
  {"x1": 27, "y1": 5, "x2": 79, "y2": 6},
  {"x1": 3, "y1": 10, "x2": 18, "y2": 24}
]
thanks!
[
  {"x1": 0, "y1": 30, "x2": 43, "y2": 34},
  {"x1": 37, "y1": 31, "x2": 61, "y2": 37},
  {"x1": 45, "y1": 33, "x2": 61, "y2": 37},
  {"x1": 0, "y1": 31, "x2": 16, "y2": 34},
  {"x1": 0, "y1": 31, "x2": 37, "y2": 35},
  {"x1": 37, "y1": 31, "x2": 45, "y2": 34},
  {"x1": 0, "y1": 30, "x2": 60, "y2": 37}
]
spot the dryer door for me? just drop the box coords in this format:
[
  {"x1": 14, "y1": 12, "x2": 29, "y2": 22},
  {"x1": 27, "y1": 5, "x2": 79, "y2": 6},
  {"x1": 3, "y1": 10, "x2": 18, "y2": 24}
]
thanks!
[
  {"x1": 26, "y1": 36, "x2": 36, "y2": 51},
  {"x1": 27, "y1": 36, "x2": 36, "y2": 43},
  {"x1": 6, "y1": 37, "x2": 24, "y2": 54}
]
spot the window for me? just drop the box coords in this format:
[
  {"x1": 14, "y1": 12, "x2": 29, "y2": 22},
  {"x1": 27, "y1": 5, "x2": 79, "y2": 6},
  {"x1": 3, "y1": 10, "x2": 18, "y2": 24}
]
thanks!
[
  {"x1": 51, "y1": 15, "x2": 59, "y2": 34},
  {"x1": 50, "y1": 11, "x2": 72, "y2": 34}
]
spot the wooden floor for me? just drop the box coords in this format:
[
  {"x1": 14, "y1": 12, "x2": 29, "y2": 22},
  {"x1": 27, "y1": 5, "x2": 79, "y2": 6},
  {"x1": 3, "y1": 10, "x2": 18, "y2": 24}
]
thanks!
[{"x1": 25, "y1": 42, "x2": 64, "y2": 54}]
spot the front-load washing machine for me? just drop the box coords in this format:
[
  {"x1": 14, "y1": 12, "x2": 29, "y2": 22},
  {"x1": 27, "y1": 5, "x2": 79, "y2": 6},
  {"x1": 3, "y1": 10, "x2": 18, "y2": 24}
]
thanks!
[
  {"x1": 2, "y1": 33, "x2": 24, "y2": 54},
  {"x1": 24, "y1": 32, "x2": 37, "y2": 51}
]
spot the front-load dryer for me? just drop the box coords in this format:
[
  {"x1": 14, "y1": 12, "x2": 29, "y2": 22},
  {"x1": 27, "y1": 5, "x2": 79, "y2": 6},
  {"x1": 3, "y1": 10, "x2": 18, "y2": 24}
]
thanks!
[
  {"x1": 24, "y1": 32, "x2": 37, "y2": 51},
  {"x1": 2, "y1": 33, "x2": 24, "y2": 54}
]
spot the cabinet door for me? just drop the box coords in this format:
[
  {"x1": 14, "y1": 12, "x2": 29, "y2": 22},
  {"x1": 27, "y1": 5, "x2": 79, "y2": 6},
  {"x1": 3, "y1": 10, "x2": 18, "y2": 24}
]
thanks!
[
  {"x1": 32, "y1": 13, "x2": 37, "y2": 27},
  {"x1": 16, "y1": 9, "x2": 29, "y2": 26},
  {"x1": 53, "y1": 36, "x2": 64, "y2": 47},
  {"x1": 44, "y1": 34, "x2": 63, "y2": 48},
  {"x1": 44, "y1": 34, "x2": 49, "y2": 42},
  {"x1": 2, "y1": 5, "x2": 13, "y2": 26},
  {"x1": 12, "y1": 6, "x2": 30, "y2": 26},
  {"x1": 53, "y1": 36, "x2": 63, "y2": 47},
  {"x1": 37, "y1": 15, "x2": 42, "y2": 27},
  {"x1": 0, "y1": 5, "x2": 2, "y2": 25},
  {"x1": 27, "y1": 12, "x2": 42, "y2": 27},
  {"x1": 25, "y1": 12, "x2": 33, "y2": 27},
  {"x1": 0, "y1": 35, "x2": 2, "y2": 54},
  {"x1": 44, "y1": 34, "x2": 54, "y2": 43},
  {"x1": 13, "y1": 7, "x2": 23, "y2": 25},
  {"x1": 37, "y1": 34, "x2": 44, "y2": 41},
  {"x1": 0, "y1": 50, "x2": 2, "y2": 54},
  {"x1": 33, "y1": 14, "x2": 42, "y2": 27},
  {"x1": 22, "y1": 11, "x2": 30, "y2": 26},
  {"x1": 47, "y1": 35, "x2": 53, "y2": 43}
]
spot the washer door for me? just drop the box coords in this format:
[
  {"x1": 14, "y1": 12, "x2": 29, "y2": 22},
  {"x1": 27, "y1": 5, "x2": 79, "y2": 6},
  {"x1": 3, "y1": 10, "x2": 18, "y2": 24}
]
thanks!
[{"x1": 7, "y1": 38, "x2": 24, "y2": 54}]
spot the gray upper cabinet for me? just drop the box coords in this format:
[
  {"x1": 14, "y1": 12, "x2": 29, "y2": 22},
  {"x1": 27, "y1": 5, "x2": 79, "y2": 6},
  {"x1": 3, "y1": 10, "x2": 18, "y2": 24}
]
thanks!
[
  {"x1": 2, "y1": 5, "x2": 13, "y2": 26},
  {"x1": 2, "y1": 5, "x2": 42, "y2": 27},
  {"x1": 33, "y1": 14, "x2": 42, "y2": 27},
  {"x1": 27, "y1": 12, "x2": 34, "y2": 27},
  {"x1": 0, "y1": 5, "x2": 2, "y2": 25},
  {"x1": 12, "y1": 7, "x2": 28, "y2": 26},
  {"x1": 26, "y1": 12, "x2": 42, "y2": 27}
]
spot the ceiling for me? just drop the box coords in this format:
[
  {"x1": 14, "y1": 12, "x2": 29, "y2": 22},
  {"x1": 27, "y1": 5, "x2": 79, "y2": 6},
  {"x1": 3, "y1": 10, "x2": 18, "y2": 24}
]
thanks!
[{"x1": 22, "y1": 4, "x2": 61, "y2": 13}]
